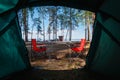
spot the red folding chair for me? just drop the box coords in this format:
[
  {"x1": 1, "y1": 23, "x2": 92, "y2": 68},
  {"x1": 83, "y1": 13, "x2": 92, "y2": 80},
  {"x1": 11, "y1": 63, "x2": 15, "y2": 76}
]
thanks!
[
  {"x1": 31, "y1": 39, "x2": 47, "y2": 58},
  {"x1": 71, "y1": 39, "x2": 86, "y2": 57}
]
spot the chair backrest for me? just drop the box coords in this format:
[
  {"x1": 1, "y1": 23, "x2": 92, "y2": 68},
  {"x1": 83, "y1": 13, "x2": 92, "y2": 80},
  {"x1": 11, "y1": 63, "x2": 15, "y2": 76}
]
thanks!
[
  {"x1": 31, "y1": 39, "x2": 37, "y2": 50},
  {"x1": 79, "y1": 39, "x2": 86, "y2": 50},
  {"x1": 71, "y1": 39, "x2": 86, "y2": 52},
  {"x1": 31, "y1": 39, "x2": 47, "y2": 52}
]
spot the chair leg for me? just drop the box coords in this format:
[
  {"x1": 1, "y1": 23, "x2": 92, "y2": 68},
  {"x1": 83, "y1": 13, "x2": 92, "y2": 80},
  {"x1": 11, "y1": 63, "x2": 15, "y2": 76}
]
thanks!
[
  {"x1": 76, "y1": 51, "x2": 85, "y2": 58},
  {"x1": 30, "y1": 51, "x2": 37, "y2": 61},
  {"x1": 71, "y1": 51, "x2": 78, "y2": 58},
  {"x1": 43, "y1": 51, "x2": 47, "y2": 57},
  {"x1": 76, "y1": 53, "x2": 81, "y2": 58}
]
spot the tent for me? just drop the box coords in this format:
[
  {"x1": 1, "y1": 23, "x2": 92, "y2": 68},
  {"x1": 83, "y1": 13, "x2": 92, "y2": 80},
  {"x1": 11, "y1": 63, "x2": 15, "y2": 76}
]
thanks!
[{"x1": 0, "y1": 0, "x2": 120, "y2": 79}]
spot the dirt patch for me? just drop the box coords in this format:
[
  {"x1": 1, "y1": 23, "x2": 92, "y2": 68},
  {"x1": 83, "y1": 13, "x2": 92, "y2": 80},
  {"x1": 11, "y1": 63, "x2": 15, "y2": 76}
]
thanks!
[
  {"x1": 31, "y1": 58, "x2": 86, "y2": 70},
  {"x1": 26, "y1": 41, "x2": 90, "y2": 70}
]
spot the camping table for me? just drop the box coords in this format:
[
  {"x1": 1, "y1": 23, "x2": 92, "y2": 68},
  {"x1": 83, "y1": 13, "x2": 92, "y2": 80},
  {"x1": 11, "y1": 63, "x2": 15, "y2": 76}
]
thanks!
[
  {"x1": 54, "y1": 41, "x2": 74, "y2": 62},
  {"x1": 46, "y1": 41, "x2": 74, "y2": 62}
]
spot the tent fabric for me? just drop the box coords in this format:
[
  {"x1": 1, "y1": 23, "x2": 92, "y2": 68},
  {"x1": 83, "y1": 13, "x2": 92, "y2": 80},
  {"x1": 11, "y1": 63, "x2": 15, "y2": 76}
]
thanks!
[
  {"x1": 0, "y1": 0, "x2": 19, "y2": 14},
  {"x1": 86, "y1": 0, "x2": 120, "y2": 77},
  {"x1": 0, "y1": 0, "x2": 120, "y2": 78},
  {"x1": 0, "y1": 0, "x2": 30, "y2": 78},
  {"x1": 100, "y1": 0, "x2": 120, "y2": 22},
  {"x1": 86, "y1": 14, "x2": 120, "y2": 76},
  {"x1": 18, "y1": 0, "x2": 104, "y2": 12}
]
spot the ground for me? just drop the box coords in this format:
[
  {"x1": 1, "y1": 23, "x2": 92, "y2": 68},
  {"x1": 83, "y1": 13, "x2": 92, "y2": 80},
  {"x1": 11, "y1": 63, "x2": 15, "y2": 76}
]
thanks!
[
  {"x1": 4, "y1": 41, "x2": 115, "y2": 80},
  {"x1": 26, "y1": 41, "x2": 90, "y2": 70}
]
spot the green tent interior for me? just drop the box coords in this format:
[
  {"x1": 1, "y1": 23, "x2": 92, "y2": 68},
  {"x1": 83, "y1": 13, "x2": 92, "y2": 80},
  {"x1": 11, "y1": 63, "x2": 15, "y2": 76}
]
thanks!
[{"x1": 0, "y1": 0, "x2": 120, "y2": 79}]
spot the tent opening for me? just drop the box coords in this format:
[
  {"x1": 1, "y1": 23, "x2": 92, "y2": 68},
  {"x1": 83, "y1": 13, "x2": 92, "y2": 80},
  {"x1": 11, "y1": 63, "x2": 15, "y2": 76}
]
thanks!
[{"x1": 17, "y1": 6, "x2": 95, "y2": 70}]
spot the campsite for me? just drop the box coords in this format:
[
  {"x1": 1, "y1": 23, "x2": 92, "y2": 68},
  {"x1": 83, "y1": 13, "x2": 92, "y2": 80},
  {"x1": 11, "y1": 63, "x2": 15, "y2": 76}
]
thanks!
[
  {"x1": 26, "y1": 40, "x2": 90, "y2": 70},
  {"x1": 0, "y1": 0, "x2": 120, "y2": 80}
]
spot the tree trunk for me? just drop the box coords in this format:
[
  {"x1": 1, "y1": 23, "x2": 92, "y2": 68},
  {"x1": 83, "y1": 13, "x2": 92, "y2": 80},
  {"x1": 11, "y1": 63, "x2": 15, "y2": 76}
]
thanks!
[
  {"x1": 48, "y1": 33, "x2": 50, "y2": 41},
  {"x1": 86, "y1": 14, "x2": 91, "y2": 41},
  {"x1": 23, "y1": 9, "x2": 28, "y2": 42},
  {"x1": 43, "y1": 15, "x2": 45, "y2": 41},
  {"x1": 69, "y1": 8, "x2": 72, "y2": 41},
  {"x1": 85, "y1": 20, "x2": 87, "y2": 40}
]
